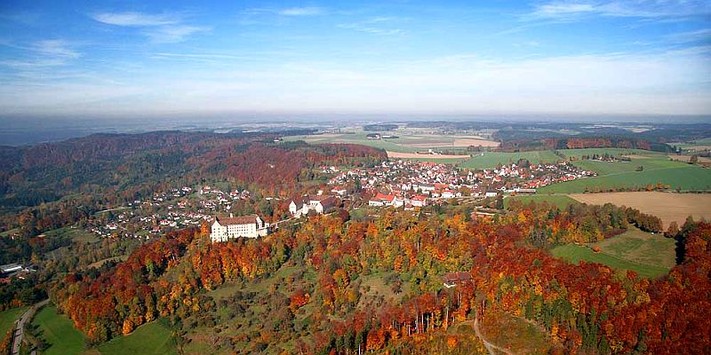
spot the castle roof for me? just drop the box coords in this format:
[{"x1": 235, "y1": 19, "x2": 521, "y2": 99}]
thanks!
[{"x1": 215, "y1": 214, "x2": 260, "y2": 226}]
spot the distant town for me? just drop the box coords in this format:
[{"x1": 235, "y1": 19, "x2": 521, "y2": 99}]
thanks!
[{"x1": 36, "y1": 158, "x2": 597, "y2": 244}]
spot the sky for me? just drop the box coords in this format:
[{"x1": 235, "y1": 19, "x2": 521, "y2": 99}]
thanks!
[{"x1": 0, "y1": 0, "x2": 709, "y2": 119}]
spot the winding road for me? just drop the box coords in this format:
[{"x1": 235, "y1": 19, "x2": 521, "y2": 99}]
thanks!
[{"x1": 12, "y1": 299, "x2": 48, "y2": 355}]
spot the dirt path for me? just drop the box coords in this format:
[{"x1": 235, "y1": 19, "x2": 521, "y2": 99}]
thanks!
[
  {"x1": 12, "y1": 299, "x2": 49, "y2": 355},
  {"x1": 472, "y1": 315, "x2": 513, "y2": 355}
]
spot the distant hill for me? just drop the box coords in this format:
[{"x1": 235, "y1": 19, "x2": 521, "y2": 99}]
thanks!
[{"x1": 0, "y1": 131, "x2": 386, "y2": 236}]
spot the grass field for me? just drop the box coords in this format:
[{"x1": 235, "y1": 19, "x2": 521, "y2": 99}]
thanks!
[
  {"x1": 43, "y1": 226, "x2": 99, "y2": 244},
  {"x1": 558, "y1": 148, "x2": 664, "y2": 160},
  {"x1": 551, "y1": 228, "x2": 675, "y2": 279},
  {"x1": 98, "y1": 321, "x2": 177, "y2": 355},
  {"x1": 540, "y1": 154, "x2": 711, "y2": 193},
  {"x1": 0, "y1": 307, "x2": 26, "y2": 336},
  {"x1": 505, "y1": 194, "x2": 580, "y2": 210},
  {"x1": 479, "y1": 311, "x2": 553, "y2": 354},
  {"x1": 459, "y1": 151, "x2": 561, "y2": 169},
  {"x1": 32, "y1": 305, "x2": 86, "y2": 355}
]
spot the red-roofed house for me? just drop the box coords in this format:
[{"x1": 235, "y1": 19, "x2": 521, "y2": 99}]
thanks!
[
  {"x1": 369, "y1": 193, "x2": 395, "y2": 207},
  {"x1": 410, "y1": 195, "x2": 428, "y2": 207}
]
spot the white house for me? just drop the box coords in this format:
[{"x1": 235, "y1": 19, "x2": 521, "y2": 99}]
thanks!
[
  {"x1": 441, "y1": 190, "x2": 456, "y2": 199},
  {"x1": 331, "y1": 187, "x2": 348, "y2": 196},
  {"x1": 410, "y1": 195, "x2": 428, "y2": 207},
  {"x1": 210, "y1": 214, "x2": 269, "y2": 242},
  {"x1": 289, "y1": 195, "x2": 338, "y2": 218},
  {"x1": 369, "y1": 193, "x2": 395, "y2": 207}
]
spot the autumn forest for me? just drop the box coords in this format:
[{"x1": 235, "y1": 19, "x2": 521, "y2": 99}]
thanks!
[{"x1": 0, "y1": 131, "x2": 709, "y2": 354}]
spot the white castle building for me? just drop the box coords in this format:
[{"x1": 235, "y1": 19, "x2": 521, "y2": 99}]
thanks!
[
  {"x1": 288, "y1": 195, "x2": 338, "y2": 218},
  {"x1": 210, "y1": 214, "x2": 269, "y2": 242}
]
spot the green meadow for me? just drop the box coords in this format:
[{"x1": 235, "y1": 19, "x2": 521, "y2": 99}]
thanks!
[
  {"x1": 98, "y1": 321, "x2": 177, "y2": 355},
  {"x1": 551, "y1": 228, "x2": 676, "y2": 279},
  {"x1": 459, "y1": 151, "x2": 560, "y2": 169},
  {"x1": 0, "y1": 307, "x2": 26, "y2": 337},
  {"x1": 505, "y1": 194, "x2": 580, "y2": 210},
  {"x1": 32, "y1": 305, "x2": 86, "y2": 355}
]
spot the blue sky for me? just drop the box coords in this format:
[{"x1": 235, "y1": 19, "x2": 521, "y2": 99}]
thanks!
[{"x1": 0, "y1": 0, "x2": 709, "y2": 118}]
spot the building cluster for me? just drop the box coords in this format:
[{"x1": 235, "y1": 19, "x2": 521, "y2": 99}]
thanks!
[
  {"x1": 86, "y1": 185, "x2": 252, "y2": 240},
  {"x1": 327, "y1": 160, "x2": 594, "y2": 208},
  {"x1": 0, "y1": 263, "x2": 36, "y2": 283}
]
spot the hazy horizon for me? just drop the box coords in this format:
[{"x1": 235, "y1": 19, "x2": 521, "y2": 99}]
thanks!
[
  {"x1": 1, "y1": 0, "x2": 710, "y2": 118},
  {"x1": 1, "y1": 112, "x2": 709, "y2": 147}
]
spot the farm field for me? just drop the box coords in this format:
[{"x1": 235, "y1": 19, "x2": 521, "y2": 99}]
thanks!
[
  {"x1": 459, "y1": 150, "x2": 561, "y2": 169},
  {"x1": 559, "y1": 148, "x2": 664, "y2": 160},
  {"x1": 386, "y1": 151, "x2": 470, "y2": 160},
  {"x1": 284, "y1": 131, "x2": 498, "y2": 153},
  {"x1": 569, "y1": 192, "x2": 711, "y2": 228},
  {"x1": 98, "y1": 320, "x2": 177, "y2": 355},
  {"x1": 674, "y1": 137, "x2": 711, "y2": 151},
  {"x1": 540, "y1": 154, "x2": 711, "y2": 193},
  {"x1": 551, "y1": 228, "x2": 676, "y2": 279},
  {"x1": 505, "y1": 194, "x2": 580, "y2": 210},
  {"x1": 669, "y1": 154, "x2": 711, "y2": 164},
  {"x1": 0, "y1": 307, "x2": 26, "y2": 337},
  {"x1": 32, "y1": 305, "x2": 86, "y2": 355}
]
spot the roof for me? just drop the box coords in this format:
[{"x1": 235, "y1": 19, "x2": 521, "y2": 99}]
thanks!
[
  {"x1": 373, "y1": 193, "x2": 395, "y2": 202},
  {"x1": 215, "y1": 214, "x2": 260, "y2": 226},
  {"x1": 0, "y1": 263, "x2": 23, "y2": 273},
  {"x1": 308, "y1": 195, "x2": 333, "y2": 202},
  {"x1": 318, "y1": 196, "x2": 338, "y2": 209},
  {"x1": 444, "y1": 272, "x2": 472, "y2": 284}
]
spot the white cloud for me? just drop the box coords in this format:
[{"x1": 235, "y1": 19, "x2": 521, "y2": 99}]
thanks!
[
  {"x1": 0, "y1": 40, "x2": 80, "y2": 74},
  {"x1": 92, "y1": 12, "x2": 180, "y2": 26},
  {"x1": 144, "y1": 26, "x2": 209, "y2": 44},
  {"x1": 530, "y1": 1, "x2": 711, "y2": 20},
  {"x1": 664, "y1": 29, "x2": 711, "y2": 44},
  {"x1": 33, "y1": 40, "x2": 80, "y2": 59},
  {"x1": 91, "y1": 11, "x2": 206, "y2": 43},
  {"x1": 338, "y1": 17, "x2": 405, "y2": 36},
  {"x1": 277, "y1": 7, "x2": 324, "y2": 16}
]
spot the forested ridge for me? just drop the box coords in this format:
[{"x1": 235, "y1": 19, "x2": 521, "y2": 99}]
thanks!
[
  {"x1": 51, "y1": 202, "x2": 710, "y2": 353},
  {"x1": 0, "y1": 131, "x2": 386, "y2": 239}
]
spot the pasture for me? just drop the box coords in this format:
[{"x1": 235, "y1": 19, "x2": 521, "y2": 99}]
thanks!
[
  {"x1": 459, "y1": 150, "x2": 560, "y2": 169},
  {"x1": 551, "y1": 228, "x2": 676, "y2": 279},
  {"x1": 558, "y1": 148, "x2": 663, "y2": 160},
  {"x1": 569, "y1": 192, "x2": 711, "y2": 228},
  {"x1": 32, "y1": 305, "x2": 86, "y2": 355},
  {"x1": 539, "y1": 153, "x2": 711, "y2": 193},
  {"x1": 505, "y1": 194, "x2": 580, "y2": 210},
  {"x1": 0, "y1": 307, "x2": 26, "y2": 337},
  {"x1": 98, "y1": 321, "x2": 177, "y2": 355}
]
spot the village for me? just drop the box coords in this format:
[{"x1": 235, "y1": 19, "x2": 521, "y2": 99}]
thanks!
[
  {"x1": 81, "y1": 158, "x2": 594, "y2": 244},
  {"x1": 327, "y1": 159, "x2": 595, "y2": 208}
]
